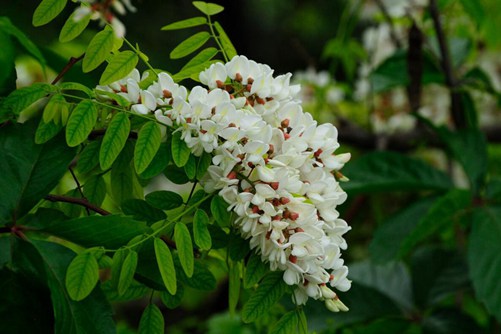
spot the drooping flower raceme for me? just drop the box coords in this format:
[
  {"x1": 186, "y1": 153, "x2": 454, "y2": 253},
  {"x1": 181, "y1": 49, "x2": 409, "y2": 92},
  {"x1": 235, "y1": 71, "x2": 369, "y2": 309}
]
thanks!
[{"x1": 97, "y1": 55, "x2": 352, "y2": 312}]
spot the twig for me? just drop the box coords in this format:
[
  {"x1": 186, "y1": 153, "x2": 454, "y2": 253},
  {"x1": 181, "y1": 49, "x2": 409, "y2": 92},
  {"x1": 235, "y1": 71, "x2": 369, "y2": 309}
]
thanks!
[
  {"x1": 51, "y1": 53, "x2": 85, "y2": 85},
  {"x1": 45, "y1": 194, "x2": 110, "y2": 216},
  {"x1": 428, "y1": 0, "x2": 465, "y2": 129},
  {"x1": 374, "y1": 0, "x2": 403, "y2": 49},
  {"x1": 69, "y1": 167, "x2": 90, "y2": 215}
]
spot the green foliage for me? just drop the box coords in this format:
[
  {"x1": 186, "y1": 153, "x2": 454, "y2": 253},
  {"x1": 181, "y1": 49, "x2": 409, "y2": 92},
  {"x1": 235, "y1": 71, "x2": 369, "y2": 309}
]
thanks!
[
  {"x1": 65, "y1": 250, "x2": 100, "y2": 301},
  {"x1": 117, "y1": 250, "x2": 138, "y2": 296},
  {"x1": 170, "y1": 31, "x2": 211, "y2": 59},
  {"x1": 65, "y1": 100, "x2": 98, "y2": 147},
  {"x1": 134, "y1": 121, "x2": 162, "y2": 174},
  {"x1": 32, "y1": 0, "x2": 68, "y2": 27},
  {"x1": 138, "y1": 303, "x2": 165, "y2": 334},
  {"x1": 59, "y1": 11, "x2": 91, "y2": 42},
  {"x1": 162, "y1": 17, "x2": 208, "y2": 31},
  {"x1": 192, "y1": 2, "x2": 225, "y2": 16},
  {"x1": 174, "y1": 222, "x2": 195, "y2": 277},
  {"x1": 193, "y1": 209, "x2": 212, "y2": 250},
  {"x1": 99, "y1": 112, "x2": 131, "y2": 170},
  {"x1": 154, "y1": 237, "x2": 177, "y2": 295},
  {"x1": 100, "y1": 51, "x2": 139, "y2": 85},
  {"x1": 83, "y1": 27, "x2": 115, "y2": 73},
  {"x1": 171, "y1": 131, "x2": 191, "y2": 167}
]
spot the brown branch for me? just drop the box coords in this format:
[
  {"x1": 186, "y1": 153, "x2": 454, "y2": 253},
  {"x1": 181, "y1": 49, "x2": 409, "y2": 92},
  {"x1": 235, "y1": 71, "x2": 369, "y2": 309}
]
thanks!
[
  {"x1": 45, "y1": 194, "x2": 110, "y2": 216},
  {"x1": 429, "y1": 0, "x2": 465, "y2": 129},
  {"x1": 51, "y1": 53, "x2": 85, "y2": 85},
  {"x1": 69, "y1": 167, "x2": 90, "y2": 215}
]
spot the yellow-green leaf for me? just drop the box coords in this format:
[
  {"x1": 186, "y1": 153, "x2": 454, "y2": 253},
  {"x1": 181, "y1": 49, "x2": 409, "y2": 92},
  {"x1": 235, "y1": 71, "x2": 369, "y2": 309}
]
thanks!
[
  {"x1": 35, "y1": 118, "x2": 62, "y2": 144},
  {"x1": 170, "y1": 31, "x2": 211, "y2": 59},
  {"x1": 65, "y1": 100, "x2": 98, "y2": 147},
  {"x1": 214, "y1": 21, "x2": 237, "y2": 59},
  {"x1": 65, "y1": 251, "x2": 99, "y2": 301},
  {"x1": 138, "y1": 304, "x2": 164, "y2": 334},
  {"x1": 43, "y1": 93, "x2": 68, "y2": 124},
  {"x1": 83, "y1": 28, "x2": 115, "y2": 72},
  {"x1": 118, "y1": 250, "x2": 138, "y2": 296},
  {"x1": 33, "y1": 0, "x2": 68, "y2": 27},
  {"x1": 192, "y1": 1, "x2": 224, "y2": 16},
  {"x1": 154, "y1": 238, "x2": 177, "y2": 295},
  {"x1": 100, "y1": 50, "x2": 139, "y2": 85},
  {"x1": 83, "y1": 175, "x2": 106, "y2": 206},
  {"x1": 134, "y1": 121, "x2": 162, "y2": 174},
  {"x1": 99, "y1": 112, "x2": 130, "y2": 170},
  {"x1": 193, "y1": 209, "x2": 211, "y2": 250},
  {"x1": 175, "y1": 223, "x2": 194, "y2": 278},
  {"x1": 171, "y1": 132, "x2": 191, "y2": 167},
  {"x1": 59, "y1": 11, "x2": 91, "y2": 42},
  {"x1": 161, "y1": 16, "x2": 207, "y2": 30}
]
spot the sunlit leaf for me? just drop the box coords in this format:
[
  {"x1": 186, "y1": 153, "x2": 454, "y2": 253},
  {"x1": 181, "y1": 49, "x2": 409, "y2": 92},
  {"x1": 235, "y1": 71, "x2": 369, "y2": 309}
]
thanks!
[
  {"x1": 171, "y1": 131, "x2": 191, "y2": 167},
  {"x1": 134, "y1": 121, "x2": 162, "y2": 174},
  {"x1": 193, "y1": 209, "x2": 212, "y2": 250},
  {"x1": 170, "y1": 31, "x2": 211, "y2": 59},
  {"x1": 118, "y1": 250, "x2": 138, "y2": 296},
  {"x1": 154, "y1": 237, "x2": 177, "y2": 295},
  {"x1": 100, "y1": 50, "x2": 139, "y2": 85},
  {"x1": 99, "y1": 112, "x2": 130, "y2": 170},
  {"x1": 175, "y1": 223, "x2": 194, "y2": 278},
  {"x1": 32, "y1": 0, "x2": 68, "y2": 26},
  {"x1": 65, "y1": 251, "x2": 100, "y2": 301},
  {"x1": 192, "y1": 1, "x2": 224, "y2": 16},
  {"x1": 65, "y1": 100, "x2": 98, "y2": 147},
  {"x1": 83, "y1": 27, "x2": 115, "y2": 72},
  {"x1": 214, "y1": 21, "x2": 237, "y2": 59},
  {"x1": 161, "y1": 16, "x2": 207, "y2": 30},
  {"x1": 59, "y1": 11, "x2": 91, "y2": 42}
]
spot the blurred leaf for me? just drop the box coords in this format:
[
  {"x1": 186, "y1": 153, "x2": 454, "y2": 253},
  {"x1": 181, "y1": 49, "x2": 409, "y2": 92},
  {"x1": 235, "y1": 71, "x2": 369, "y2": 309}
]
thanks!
[
  {"x1": 486, "y1": 179, "x2": 501, "y2": 202},
  {"x1": 370, "y1": 197, "x2": 435, "y2": 263},
  {"x1": 211, "y1": 195, "x2": 231, "y2": 227},
  {"x1": 59, "y1": 11, "x2": 91, "y2": 42},
  {"x1": 170, "y1": 31, "x2": 211, "y2": 59},
  {"x1": 0, "y1": 121, "x2": 75, "y2": 224},
  {"x1": 350, "y1": 318, "x2": 411, "y2": 334},
  {"x1": 459, "y1": 0, "x2": 485, "y2": 27},
  {"x1": 0, "y1": 31, "x2": 15, "y2": 97},
  {"x1": 95, "y1": 89, "x2": 131, "y2": 107},
  {"x1": 468, "y1": 206, "x2": 501, "y2": 322},
  {"x1": 411, "y1": 246, "x2": 469, "y2": 308},
  {"x1": 65, "y1": 251, "x2": 100, "y2": 301},
  {"x1": 100, "y1": 51, "x2": 139, "y2": 85},
  {"x1": 175, "y1": 223, "x2": 194, "y2": 278},
  {"x1": 422, "y1": 308, "x2": 485, "y2": 334},
  {"x1": 241, "y1": 271, "x2": 288, "y2": 323},
  {"x1": 214, "y1": 21, "x2": 237, "y2": 59},
  {"x1": 118, "y1": 250, "x2": 138, "y2": 296},
  {"x1": 192, "y1": 1, "x2": 225, "y2": 16},
  {"x1": 160, "y1": 284, "x2": 184, "y2": 309},
  {"x1": 32, "y1": 0, "x2": 67, "y2": 26},
  {"x1": 134, "y1": 121, "x2": 162, "y2": 174},
  {"x1": 38, "y1": 215, "x2": 149, "y2": 249},
  {"x1": 244, "y1": 252, "x2": 268, "y2": 289},
  {"x1": 193, "y1": 209, "x2": 212, "y2": 250},
  {"x1": 59, "y1": 82, "x2": 93, "y2": 97},
  {"x1": 83, "y1": 27, "x2": 115, "y2": 72},
  {"x1": 229, "y1": 260, "x2": 241, "y2": 315},
  {"x1": 228, "y1": 231, "x2": 250, "y2": 261},
  {"x1": 138, "y1": 303, "x2": 164, "y2": 334},
  {"x1": 461, "y1": 67, "x2": 497, "y2": 94},
  {"x1": 30, "y1": 240, "x2": 115, "y2": 333},
  {"x1": 174, "y1": 256, "x2": 217, "y2": 291},
  {"x1": 139, "y1": 142, "x2": 170, "y2": 179},
  {"x1": 399, "y1": 189, "x2": 471, "y2": 257},
  {"x1": 35, "y1": 118, "x2": 63, "y2": 144},
  {"x1": 154, "y1": 237, "x2": 177, "y2": 295},
  {"x1": 100, "y1": 112, "x2": 131, "y2": 170},
  {"x1": 162, "y1": 16, "x2": 207, "y2": 30},
  {"x1": 122, "y1": 199, "x2": 167, "y2": 223},
  {"x1": 65, "y1": 100, "x2": 98, "y2": 147},
  {"x1": 342, "y1": 151, "x2": 452, "y2": 194},
  {"x1": 145, "y1": 190, "x2": 184, "y2": 210},
  {"x1": 349, "y1": 260, "x2": 414, "y2": 311},
  {"x1": 1, "y1": 83, "x2": 53, "y2": 119}
]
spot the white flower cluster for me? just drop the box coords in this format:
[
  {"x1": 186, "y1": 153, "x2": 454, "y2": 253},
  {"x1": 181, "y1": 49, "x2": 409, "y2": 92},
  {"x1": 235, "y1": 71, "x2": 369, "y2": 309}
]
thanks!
[
  {"x1": 73, "y1": 0, "x2": 136, "y2": 37},
  {"x1": 97, "y1": 56, "x2": 352, "y2": 311}
]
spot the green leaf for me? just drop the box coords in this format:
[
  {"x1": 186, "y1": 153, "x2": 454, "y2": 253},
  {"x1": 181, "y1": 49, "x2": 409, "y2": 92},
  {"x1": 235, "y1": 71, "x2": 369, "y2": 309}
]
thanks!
[
  {"x1": 154, "y1": 237, "x2": 177, "y2": 295},
  {"x1": 244, "y1": 252, "x2": 268, "y2": 289},
  {"x1": 83, "y1": 27, "x2": 115, "y2": 72},
  {"x1": 65, "y1": 99, "x2": 98, "y2": 147},
  {"x1": 100, "y1": 112, "x2": 131, "y2": 170},
  {"x1": 0, "y1": 31, "x2": 15, "y2": 97},
  {"x1": 196, "y1": 152, "x2": 212, "y2": 179},
  {"x1": 211, "y1": 195, "x2": 231, "y2": 227},
  {"x1": 269, "y1": 310, "x2": 300, "y2": 334},
  {"x1": 43, "y1": 93, "x2": 68, "y2": 124},
  {"x1": 164, "y1": 164, "x2": 190, "y2": 184},
  {"x1": 159, "y1": 284, "x2": 184, "y2": 309},
  {"x1": 122, "y1": 199, "x2": 167, "y2": 223},
  {"x1": 35, "y1": 118, "x2": 62, "y2": 144},
  {"x1": 95, "y1": 89, "x2": 132, "y2": 107},
  {"x1": 214, "y1": 21, "x2": 237, "y2": 59},
  {"x1": 139, "y1": 142, "x2": 171, "y2": 179},
  {"x1": 422, "y1": 308, "x2": 484, "y2": 334},
  {"x1": 241, "y1": 271, "x2": 288, "y2": 323},
  {"x1": 100, "y1": 50, "x2": 139, "y2": 85},
  {"x1": 181, "y1": 47, "x2": 218, "y2": 71},
  {"x1": 118, "y1": 250, "x2": 138, "y2": 296},
  {"x1": 175, "y1": 223, "x2": 194, "y2": 278},
  {"x1": 184, "y1": 154, "x2": 197, "y2": 180},
  {"x1": 228, "y1": 260, "x2": 241, "y2": 315},
  {"x1": 77, "y1": 140, "x2": 102, "y2": 174},
  {"x1": 38, "y1": 215, "x2": 150, "y2": 249},
  {"x1": 32, "y1": 0, "x2": 68, "y2": 26},
  {"x1": 59, "y1": 82, "x2": 94, "y2": 97},
  {"x1": 174, "y1": 257, "x2": 216, "y2": 291},
  {"x1": 65, "y1": 251, "x2": 100, "y2": 301},
  {"x1": 103, "y1": 280, "x2": 149, "y2": 302},
  {"x1": 468, "y1": 207, "x2": 501, "y2": 322},
  {"x1": 145, "y1": 190, "x2": 184, "y2": 210},
  {"x1": 229, "y1": 231, "x2": 250, "y2": 261},
  {"x1": 162, "y1": 16, "x2": 207, "y2": 30},
  {"x1": 342, "y1": 151, "x2": 453, "y2": 194},
  {"x1": 0, "y1": 121, "x2": 75, "y2": 224},
  {"x1": 171, "y1": 131, "x2": 191, "y2": 167},
  {"x1": 59, "y1": 11, "x2": 91, "y2": 42},
  {"x1": 369, "y1": 197, "x2": 435, "y2": 263},
  {"x1": 134, "y1": 121, "x2": 162, "y2": 174},
  {"x1": 2, "y1": 83, "x2": 52, "y2": 117},
  {"x1": 192, "y1": 1, "x2": 225, "y2": 16},
  {"x1": 111, "y1": 248, "x2": 126, "y2": 290},
  {"x1": 83, "y1": 175, "x2": 106, "y2": 206},
  {"x1": 193, "y1": 209, "x2": 212, "y2": 250},
  {"x1": 170, "y1": 31, "x2": 211, "y2": 59},
  {"x1": 297, "y1": 309, "x2": 308, "y2": 334},
  {"x1": 459, "y1": 0, "x2": 485, "y2": 26},
  {"x1": 138, "y1": 303, "x2": 164, "y2": 334},
  {"x1": 399, "y1": 189, "x2": 472, "y2": 257},
  {"x1": 30, "y1": 240, "x2": 115, "y2": 333}
]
